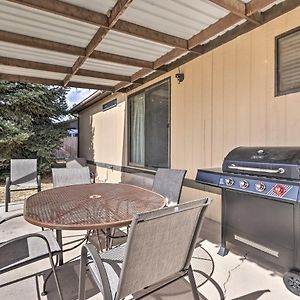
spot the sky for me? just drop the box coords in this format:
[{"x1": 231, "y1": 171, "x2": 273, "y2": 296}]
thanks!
[{"x1": 66, "y1": 88, "x2": 96, "y2": 108}]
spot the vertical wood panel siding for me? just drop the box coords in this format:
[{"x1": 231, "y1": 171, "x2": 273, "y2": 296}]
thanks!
[{"x1": 79, "y1": 7, "x2": 300, "y2": 221}]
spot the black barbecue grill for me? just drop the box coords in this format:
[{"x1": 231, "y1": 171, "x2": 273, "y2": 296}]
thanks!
[{"x1": 196, "y1": 147, "x2": 300, "y2": 296}]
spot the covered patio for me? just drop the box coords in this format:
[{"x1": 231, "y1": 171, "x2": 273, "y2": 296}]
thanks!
[
  {"x1": 1, "y1": 0, "x2": 300, "y2": 299},
  {"x1": 1, "y1": 201, "x2": 296, "y2": 300}
]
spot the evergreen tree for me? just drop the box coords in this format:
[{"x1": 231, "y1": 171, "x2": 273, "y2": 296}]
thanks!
[{"x1": 0, "y1": 81, "x2": 70, "y2": 173}]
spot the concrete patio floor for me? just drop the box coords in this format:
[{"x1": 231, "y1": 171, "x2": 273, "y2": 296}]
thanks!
[{"x1": 0, "y1": 201, "x2": 298, "y2": 300}]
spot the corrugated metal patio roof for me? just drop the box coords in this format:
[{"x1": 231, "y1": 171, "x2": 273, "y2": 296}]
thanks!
[{"x1": 0, "y1": 0, "x2": 297, "y2": 94}]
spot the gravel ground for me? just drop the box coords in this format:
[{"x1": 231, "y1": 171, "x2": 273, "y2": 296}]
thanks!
[{"x1": 0, "y1": 176, "x2": 53, "y2": 203}]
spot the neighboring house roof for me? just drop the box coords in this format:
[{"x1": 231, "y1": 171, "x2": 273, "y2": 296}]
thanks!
[
  {"x1": 70, "y1": 90, "x2": 112, "y2": 113},
  {"x1": 58, "y1": 118, "x2": 78, "y2": 129}
]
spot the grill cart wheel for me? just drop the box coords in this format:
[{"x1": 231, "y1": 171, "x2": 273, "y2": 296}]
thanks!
[{"x1": 283, "y1": 270, "x2": 300, "y2": 296}]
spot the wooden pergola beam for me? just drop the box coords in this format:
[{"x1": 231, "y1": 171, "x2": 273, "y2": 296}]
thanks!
[
  {"x1": 118, "y1": 0, "x2": 300, "y2": 93},
  {"x1": 114, "y1": 48, "x2": 187, "y2": 92},
  {"x1": 108, "y1": 0, "x2": 134, "y2": 27},
  {"x1": 209, "y1": 0, "x2": 260, "y2": 25},
  {"x1": 8, "y1": 0, "x2": 109, "y2": 27},
  {"x1": 113, "y1": 21, "x2": 188, "y2": 50},
  {"x1": 246, "y1": 0, "x2": 277, "y2": 16},
  {"x1": 0, "y1": 73, "x2": 115, "y2": 91},
  {"x1": 0, "y1": 30, "x2": 84, "y2": 56},
  {"x1": 0, "y1": 30, "x2": 154, "y2": 69},
  {"x1": 0, "y1": 56, "x2": 131, "y2": 82},
  {"x1": 188, "y1": 13, "x2": 241, "y2": 49},
  {"x1": 209, "y1": 0, "x2": 245, "y2": 15},
  {"x1": 90, "y1": 51, "x2": 153, "y2": 69},
  {"x1": 7, "y1": 0, "x2": 190, "y2": 51},
  {"x1": 63, "y1": 0, "x2": 133, "y2": 86},
  {"x1": 0, "y1": 56, "x2": 70, "y2": 73},
  {"x1": 69, "y1": 82, "x2": 114, "y2": 91},
  {"x1": 0, "y1": 73, "x2": 62, "y2": 86},
  {"x1": 188, "y1": 0, "x2": 277, "y2": 50},
  {"x1": 76, "y1": 69, "x2": 130, "y2": 82}
]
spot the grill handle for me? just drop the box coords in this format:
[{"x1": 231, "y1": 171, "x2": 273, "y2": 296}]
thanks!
[{"x1": 228, "y1": 164, "x2": 285, "y2": 174}]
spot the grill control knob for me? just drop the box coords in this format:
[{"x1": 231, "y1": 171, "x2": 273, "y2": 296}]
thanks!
[
  {"x1": 225, "y1": 178, "x2": 234, "y2": 186},
  {"x1": 255, "y1": 182, "x2": 266, "y2": 192},
  {"x1": 239, "y1": 180, "x2": 249, "y2": 189}
]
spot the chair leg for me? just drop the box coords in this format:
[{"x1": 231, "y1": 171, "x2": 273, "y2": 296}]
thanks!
[
  {"x1": 5, "y1": 187, "x2": 10, "y2": 212},
  {"x1": 188, "y1": 266, "x2": 200, "y2": 300},
  {"x1": 44, "y1": 252, "x2": 63, "y2": 300},
  {"x1": 79, "y1": 247, "x2": 88, "y2": 300}
]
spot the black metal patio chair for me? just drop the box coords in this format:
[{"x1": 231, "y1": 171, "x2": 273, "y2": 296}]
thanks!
[
  {"x1": 106, "y1": 168, "x2": 187, "y2": 250},
  {"x1": 0, "y1": 214, "x2": 63, "y2": 299},
  {"x1": 152, "y1": 168, "x2": 187, "y2": 206},
  {"x1": 66, "y1": 158, "x2": 96, "y2": 183},
  {"x1": 52, "y1": 167, "x2": 91, "y2": 188},
  {"x1": 79, "y1": 198, "x2": 211, "y2": 300},
  {"x1": 5, "y1": 159, "x2": 41, "y2": 212}
]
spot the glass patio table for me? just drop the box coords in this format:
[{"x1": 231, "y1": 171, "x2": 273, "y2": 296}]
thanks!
[{"x1": 24, "y1": 183, "x2": 166, "y2": 265}]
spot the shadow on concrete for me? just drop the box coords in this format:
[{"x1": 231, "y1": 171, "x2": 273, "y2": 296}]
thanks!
[
  {"x1": 44, "y1": 260, "x2": 98, "y2": 300},
  {"x1": 232, "y1": 289, "x2": 271, "y2": 300},
  {"x1": 44, "y1": 243, "x2": 225, "y2": 300}
]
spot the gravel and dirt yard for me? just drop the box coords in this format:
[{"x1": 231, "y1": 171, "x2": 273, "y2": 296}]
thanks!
[{"x1": 0, "y1": 175, "x2": 53, "y2": 204}]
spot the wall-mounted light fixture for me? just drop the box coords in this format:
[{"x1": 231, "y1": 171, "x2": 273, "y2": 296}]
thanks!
[{"x1": 175, "y1": 68, "x2": 184, "y2": 84}]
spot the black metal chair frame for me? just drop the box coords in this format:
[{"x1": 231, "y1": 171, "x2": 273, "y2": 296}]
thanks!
[{"x1": 0, "y1": 214, "x2": 63, "y2": 300}]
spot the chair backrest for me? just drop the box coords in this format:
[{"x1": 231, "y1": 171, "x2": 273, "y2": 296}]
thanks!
[
  {"x1": 152, "y1": 168, "x2": 186, "y2": 206},
  {"x1": 66, "y1": 158, "x2": 87, "y2": 168},
  {"x1": 116, "y1": 198, "x2": 210, "y2": 299},
  {"x1": 52, "y1": 167, "x2": 91, "y2": 188},
  {"x1": 10, "y1": 159, "x2": 37, "y2": 186}
]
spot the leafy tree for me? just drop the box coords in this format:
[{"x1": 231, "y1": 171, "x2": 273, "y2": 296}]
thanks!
[{"x1": 0, "y1": 81, "x2": 70, "y2": 173}]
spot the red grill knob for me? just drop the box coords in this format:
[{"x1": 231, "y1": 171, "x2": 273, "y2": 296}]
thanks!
[{"x1": 273, "y1": 184, "x2": 286, "y2": 196}]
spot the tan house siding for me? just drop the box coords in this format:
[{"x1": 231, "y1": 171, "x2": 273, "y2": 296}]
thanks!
[{"x1": 78, "y1": 7, "x2": 300, "y2": 222}]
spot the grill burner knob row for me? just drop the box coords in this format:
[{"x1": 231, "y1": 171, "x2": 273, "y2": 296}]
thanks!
[
  {"x1": 255, "y1": 182, "x2": 266, "y2": 192},
  {"x1": 225, "y1": 178, "x2": 234, "y2": 186},
  {"x1": 239, "y1": 180, "x2": 249, "y2": 189}
]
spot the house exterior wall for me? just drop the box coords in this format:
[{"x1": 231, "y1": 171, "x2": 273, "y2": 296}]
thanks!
[{"x1": 78, "y1": 7, "x2": 300, "y2": 222}]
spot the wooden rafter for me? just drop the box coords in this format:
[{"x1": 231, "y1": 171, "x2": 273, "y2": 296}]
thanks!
[
  {"x1": 115, "y1": 48, "x2": 187, "y2": 92},
  {"x1": 188, "y1": 0, "x2": 277, "y2": 50},
  {"x1": 188, "y1": 13, "x2": 241, "y2": 49},
  {"x1": 112, "y1": 21, "x2": 188, "y2": 50},
  {"x1": 7, "y1": 0, "x2": 108, "y2": 27},
  {"x1": 209, "y1": 0, "x2": 260, "y2": 25},
  {"x1": 0, "y1": 30, "x2": 154, "y2": 69},
  {"x1": 7, "y1": 0, "x2": 197, "y2": 52},
  {"x1": 0, "y1": 56, "x2": 131, "y2": 82},
  {"x1": 118, "y1": 0, "x2": 300, "y2": 93},
  {"x1": 0, "y1": 73, "x2": 115, "y2": 91},
  {"x1": 63, "y1": 0, "x2": 133, "y2": 86},
  {"x1": 90, "y1": 51, "x2": 153, "y2": 69},
  {"x1": 0, "y1": 30, "x2": 84, "y2": 56},
  {"x1": 1, "y1": 0, "x2": 293, "y2": 93},
  {"x1": 108, "y1": 0, "x2": 134, "y2": 27},
  {"x1": 246, "y1": 0, "x2": 278, "y2": 16}
]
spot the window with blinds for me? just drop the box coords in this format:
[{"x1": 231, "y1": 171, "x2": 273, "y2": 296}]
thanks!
[{"x1": 276, "y1": 27, "x2": 300, "y2": 96}]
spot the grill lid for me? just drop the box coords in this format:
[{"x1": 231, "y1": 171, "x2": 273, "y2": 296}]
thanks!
[{"x1": 222, "y1": 147, "x2": 300, "y2": 180}]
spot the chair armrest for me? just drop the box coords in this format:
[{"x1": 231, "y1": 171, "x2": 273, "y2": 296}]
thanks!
[
  {"x1": 1, "y1": 232, "x2": 54, "y2": 251},
  {"x1": 80, "y1": 244, "x2": 113, "y2": 300},
  {"x1": 0, "y1": 213, "x2": 24, "y2": 225}
]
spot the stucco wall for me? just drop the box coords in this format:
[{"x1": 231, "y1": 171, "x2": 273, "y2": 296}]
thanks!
[{"x1": 79, "y1": 7, "x2": 300, "y2": 222}]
